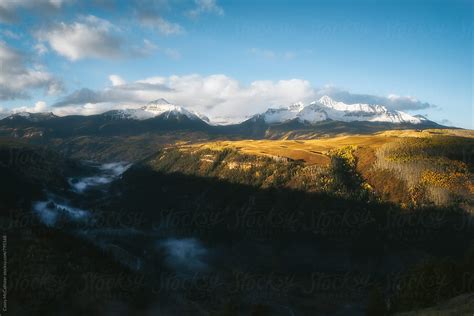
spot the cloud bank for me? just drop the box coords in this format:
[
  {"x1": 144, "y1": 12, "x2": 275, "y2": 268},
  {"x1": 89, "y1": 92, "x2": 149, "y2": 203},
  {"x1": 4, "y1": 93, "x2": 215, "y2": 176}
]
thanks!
[{"x1": 50, "y1": 74, "x2": 436, "y2": 121}]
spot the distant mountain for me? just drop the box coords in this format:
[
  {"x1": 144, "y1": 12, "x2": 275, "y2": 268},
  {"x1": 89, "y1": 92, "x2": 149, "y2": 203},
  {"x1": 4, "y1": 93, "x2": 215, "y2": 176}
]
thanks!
[
  {"x1": 4, "y1": 111, "x2": 57, "y2": 122},
  {"x1": 0, "y1": 97, "x2": 444, "y2": 144},
  {"x1": 0, "y1": 99, "x2": 212, "y2": 138},
  {"x1": 252, "y1": 95, "x2": 427, "y2": 125},
  {"x1": 102, "y1": 99, "x2": 210, "y2": 122}
]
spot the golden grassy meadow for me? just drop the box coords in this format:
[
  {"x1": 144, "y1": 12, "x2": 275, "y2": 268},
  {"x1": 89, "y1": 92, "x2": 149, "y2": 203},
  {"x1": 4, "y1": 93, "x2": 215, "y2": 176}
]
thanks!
[{"x1": 155, "y1": 129, "x2": 473, "y2": 208}]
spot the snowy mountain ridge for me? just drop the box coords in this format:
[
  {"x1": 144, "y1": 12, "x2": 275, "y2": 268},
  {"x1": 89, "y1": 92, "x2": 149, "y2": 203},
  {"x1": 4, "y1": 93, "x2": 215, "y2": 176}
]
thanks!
[
  {"x1": 256, "y1": 95, "x2": 424, "y2": 124},
  {"x1": 104, "y1": 99, "x2": 210, "y2": 122},
  {"x1": 0, "y1": 96, "x2": 433, "y2": 126},
  {"x1": 5, "y1": 112, "x2": 58, "y2": 122}
]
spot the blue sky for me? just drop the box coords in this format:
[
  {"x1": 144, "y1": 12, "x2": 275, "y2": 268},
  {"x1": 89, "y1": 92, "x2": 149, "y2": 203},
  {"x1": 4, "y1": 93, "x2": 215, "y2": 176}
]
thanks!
[{"x1": 0, "y1": 0, "x2": 472, "y2": 127}]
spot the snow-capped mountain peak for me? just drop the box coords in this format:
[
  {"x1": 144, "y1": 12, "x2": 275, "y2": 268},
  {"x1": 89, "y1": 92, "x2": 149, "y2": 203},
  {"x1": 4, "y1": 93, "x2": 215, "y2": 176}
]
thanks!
[
  {"x1": 288, "y1": 102, "x2": 305, "y2": 111},
  {"x1": 5, "y1": 112, "x2": 57, "y2": 122},
  {"x1": 142, "y1": 99, "x2": 190, "y2": 116},
  {"x1": 317, "y1": 95, "x2": 337, "y2": 108},
  {"x1": 103, "y1": 99, "x2": 209, "y2": 123},
  {"x1": 315, "y1": 96, "x2": 388, "y2": 113},
  {"x1": 256, "y1": 95, "x2": 424, "y2": 124}
]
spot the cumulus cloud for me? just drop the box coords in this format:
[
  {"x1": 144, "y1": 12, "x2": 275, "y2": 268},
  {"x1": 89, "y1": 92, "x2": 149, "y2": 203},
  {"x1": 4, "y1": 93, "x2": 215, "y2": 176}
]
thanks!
[
  {"x1": 52, "y1": 102, "x2": 123, "y2": 117},
  {"x1": 51, "y1": 82, "x2": 173, "y2": 108},
  {"x1": 50, "y1": 74, "x2": 436, "y2": 121},
  {"x1": 52, "y1": 74, "x2": 315, "y2": 120},
  {"x1": 109, "y1": 74, "x2": 125, "y2": 86},
  {"x1": 0, "y1": 41, "x2": 62, "y2": 100},
  {"x1": 11, "y1": 101, "x2": 49, "y2": 113},
  {"x1": 0, "y1": 0, "x2": 71, "y2": 23},
  {"x1": 36, "y1": 15, "x2": 125, "y2": 61},
  {"x1": 316, "y1": 86, "x2": 435, "y2": 111},
  {"x1": 35, "y1": 16, "x2": 165, "y2": 60},
  {"x1": 186, "y1": 0, "x2": 224, "y2": 18},
  {"x1": 0, "y1": 101, "x2": 51, "y2": 119}
]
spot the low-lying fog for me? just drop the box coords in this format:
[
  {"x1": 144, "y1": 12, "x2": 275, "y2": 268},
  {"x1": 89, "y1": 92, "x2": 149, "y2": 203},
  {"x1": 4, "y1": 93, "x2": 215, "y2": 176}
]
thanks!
[{"x1": 32, "y1": 161, "x2": 210, "y2": 275}]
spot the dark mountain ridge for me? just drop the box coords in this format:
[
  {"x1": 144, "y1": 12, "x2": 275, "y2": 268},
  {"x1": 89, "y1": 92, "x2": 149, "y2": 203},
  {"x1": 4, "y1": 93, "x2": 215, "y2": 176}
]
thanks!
[{"x1": 0, "y1": 109, "x2": 444, "y2": 139}]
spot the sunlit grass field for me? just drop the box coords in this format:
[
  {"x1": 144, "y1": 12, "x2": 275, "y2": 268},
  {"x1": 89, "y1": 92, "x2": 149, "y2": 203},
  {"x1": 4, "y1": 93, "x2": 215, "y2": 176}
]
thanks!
[
  {"x1": 178, "y1": 129, "x2": 473, "y2": 166},
  {"x1": 156, "y1": 129, "x2": 473, "y2": 207}
]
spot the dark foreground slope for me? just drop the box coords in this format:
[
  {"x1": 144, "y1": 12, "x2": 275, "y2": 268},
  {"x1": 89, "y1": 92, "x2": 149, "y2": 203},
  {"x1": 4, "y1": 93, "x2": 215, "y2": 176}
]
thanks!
[
  {"x1": 1, "y1": 132, "x2": 473, "y2": 315},
  {"x1": 0, "y1": 139, "x2": 147, "y2": 315},
  {"x1": 99, "y1": 141, "x2": 474, "y2": 315}
]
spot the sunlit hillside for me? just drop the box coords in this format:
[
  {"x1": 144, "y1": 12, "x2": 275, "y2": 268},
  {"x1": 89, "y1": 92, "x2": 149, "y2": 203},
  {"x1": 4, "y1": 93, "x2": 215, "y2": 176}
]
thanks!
[{"x1": 150, "y1": 129, "x2": 473, "y2": 208}]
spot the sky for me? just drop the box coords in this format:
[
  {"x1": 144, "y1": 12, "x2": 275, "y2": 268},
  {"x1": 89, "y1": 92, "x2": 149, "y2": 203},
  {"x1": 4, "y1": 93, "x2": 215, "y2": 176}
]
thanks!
[{"x1": 0, "y1": 0, "x2": 472, "y2": 127}]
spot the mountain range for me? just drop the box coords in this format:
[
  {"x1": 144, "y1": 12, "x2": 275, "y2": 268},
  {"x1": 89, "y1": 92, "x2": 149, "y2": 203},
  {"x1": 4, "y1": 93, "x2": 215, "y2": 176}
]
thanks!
[
  {"x1": 255, "y1": 95, "x2": 427, "y2": 124},
  {"x1": 1, "y1": 97, "x2": 471, "y2": 316},
  {"x1": 1, "y1": 95, "x2": 437, "y2": 125},
  {"x1": 0, "y1": 96, "x2": 442, "y2": 143},
  {"x1": 101, "y1": 98, "x2": 211, "y2": 122}
]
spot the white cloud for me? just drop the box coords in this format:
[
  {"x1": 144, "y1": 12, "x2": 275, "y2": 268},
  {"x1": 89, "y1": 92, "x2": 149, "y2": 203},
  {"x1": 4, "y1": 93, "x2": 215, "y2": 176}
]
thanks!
[
  {"x1": 0, "y1": 101, "x2": 51, "y2": 118},
  {"x1": 34, "y1": 100, "x2": 48, "y2": 112},
  {"x1": 35, "y1": 16, "x2": 170, "y2": 60},
  {"x1": 36, "y1": 15, "x2": 124, "y2": 61},
  {"x1": 187, "y1": 0, "x2": 224, "y2": 18},
  {"x1": 386, "y1": 94, "x2": 427, "y2": 109},
  {"x1": 51, "y1": 74, "x2": 436, "y2": 120},
  {"x1": 11, "y1": 101, "x2": 49, "y2": 113},
  {"x1": 53, "y1": 102, "x2": 120, "y2": 117},
  {"x1": 109, "y1": 74, "x2": 125, "y2": 86},
  {"x1": 52, "y1": 74, "x2": 316, "y2": 119},
  {"x1": 0, "y1": 41, "x2": 62, "y2": 100}
]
